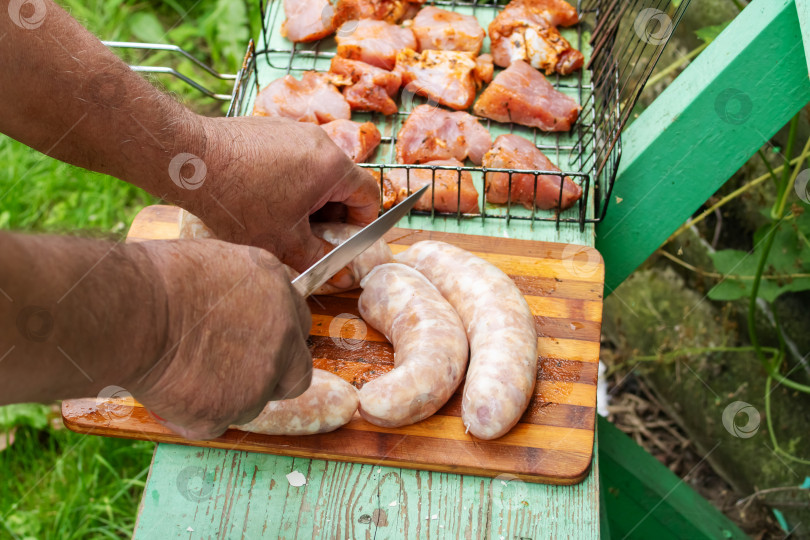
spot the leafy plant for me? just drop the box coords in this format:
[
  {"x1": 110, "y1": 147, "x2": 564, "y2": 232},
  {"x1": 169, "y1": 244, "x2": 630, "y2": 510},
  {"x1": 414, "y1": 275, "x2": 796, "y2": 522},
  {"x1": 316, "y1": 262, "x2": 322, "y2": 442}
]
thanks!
[
  {"x1": 128, "y1": 12, "x2": 165, "y2": 43},
  {"x1": 694, "y1": 21, "x2": 730, "y2": 44},
  {"x1": 644, "y1": 20, "x2": 731, "y2": 89},
  {"x1": 64, "y1": 0, "x2": 258, "y2": 114},
  {"x1": 0, "y1": 404, "x2": 51, "y2": 431},
  {"x1": 708, "y1": 212, "x2": 810, "y2": 302},
  {"x1": 666, "y1": 113, "x2": 810, "y2": 465}
]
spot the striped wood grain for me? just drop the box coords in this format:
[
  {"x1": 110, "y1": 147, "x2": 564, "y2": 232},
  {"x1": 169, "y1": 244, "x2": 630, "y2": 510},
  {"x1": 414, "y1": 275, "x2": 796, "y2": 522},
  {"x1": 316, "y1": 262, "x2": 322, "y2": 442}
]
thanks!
[{"x1": 63, "y1": 205, "x2": 604, "y2": 485}]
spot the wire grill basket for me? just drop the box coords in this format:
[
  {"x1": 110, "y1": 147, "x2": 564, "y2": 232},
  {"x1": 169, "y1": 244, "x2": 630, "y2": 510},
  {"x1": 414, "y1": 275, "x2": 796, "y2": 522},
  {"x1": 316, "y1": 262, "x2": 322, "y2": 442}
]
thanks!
[{"x1": 226, "y1": 0, "x2": 690, "y2": 231}]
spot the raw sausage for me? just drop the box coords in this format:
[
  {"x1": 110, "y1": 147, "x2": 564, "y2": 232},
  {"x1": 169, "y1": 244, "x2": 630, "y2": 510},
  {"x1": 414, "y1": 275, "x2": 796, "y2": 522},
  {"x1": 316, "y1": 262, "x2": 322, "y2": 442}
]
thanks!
[
  {"x1": 310, "y1": 222, "x2": 393, "y2": 293},
  {"x1": 357, "y1": 263, "x2": 469, "y2": 427},
  {"x1": 231, "y1": 369, "x2": 358, "y2": 435},
  {"x1": 395, "y1": 241, "x2": 537, "y2": 440}
]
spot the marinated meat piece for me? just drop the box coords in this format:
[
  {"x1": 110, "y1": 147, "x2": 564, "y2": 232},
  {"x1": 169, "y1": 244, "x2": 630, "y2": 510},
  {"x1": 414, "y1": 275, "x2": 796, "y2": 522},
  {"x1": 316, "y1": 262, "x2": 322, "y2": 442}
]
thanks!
[
  {"x1": 253, "y1": 71, "x2": 351, "y2": 124},
  {"x1": 281, "y1": 0, "x2": 425, "y2": 42},
  {"x1": 492, "y1": 22, "x2": 583, "y2": 75},
  {"x1": 379, "y1": 159, "x2": 480, "y2": 214},
  {"x1": 396, "y1": 105, "x2": 492, "y2": 164},
  {"x1": 395, "y1": 49, "x2": 492, "y2": 110},
  {"x1": 474, "y1": 53, "x2": 495, "y2": 84},
  {"x1": 491, "y1": 0, "x2": 579, "y2": 31},
  {"x1": 335, "y1": 19, "x2": 417, "y2": 70},
  {"x1": 337, "y1": 0, "x2": 426, "y2": 23},
  {"x1": 378, "y1": 173, "x2": 398, "y2": 209},
  {"x1": 489, "y1": 0, "x2": 583, "y2": 74},
  {"x1": 411, "y1": 6, "x2": 485, "y2": 53},
  {"x1": 320, "y1": 119, "x2": 382, "y2": 163},
  {"x1": 483, "y1": 134, "x2": 581, "y2": 210},
  {"x1": 282, "y1": 0, "x2": 337, "y2": 42},
  {"x1": 473, "y1": 60, "x2": 580, "y2": 132},
  {"x1": 329, "y1": 56, "x2": 401, "y2": 115}
]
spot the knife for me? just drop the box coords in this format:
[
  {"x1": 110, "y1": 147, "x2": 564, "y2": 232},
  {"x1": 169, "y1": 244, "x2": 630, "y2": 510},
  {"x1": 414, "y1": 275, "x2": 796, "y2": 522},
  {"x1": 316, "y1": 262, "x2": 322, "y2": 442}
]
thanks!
[{"x1": 292, "y1": 183, "x2": 429, "y2": 297}]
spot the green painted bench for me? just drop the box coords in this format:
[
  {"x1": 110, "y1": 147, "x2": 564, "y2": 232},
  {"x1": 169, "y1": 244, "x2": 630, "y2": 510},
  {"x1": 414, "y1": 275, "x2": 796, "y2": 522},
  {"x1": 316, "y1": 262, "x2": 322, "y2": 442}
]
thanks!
[{"x1": 133, "y1": 0, "x2": 809, "y2": 537}]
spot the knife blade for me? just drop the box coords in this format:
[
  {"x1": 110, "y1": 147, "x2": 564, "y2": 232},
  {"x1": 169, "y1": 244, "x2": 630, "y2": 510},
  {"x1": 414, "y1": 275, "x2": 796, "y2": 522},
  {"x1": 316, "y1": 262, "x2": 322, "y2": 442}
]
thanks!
[{"x1": 291, "y1": 183, "x2": 429, "y2": 297}]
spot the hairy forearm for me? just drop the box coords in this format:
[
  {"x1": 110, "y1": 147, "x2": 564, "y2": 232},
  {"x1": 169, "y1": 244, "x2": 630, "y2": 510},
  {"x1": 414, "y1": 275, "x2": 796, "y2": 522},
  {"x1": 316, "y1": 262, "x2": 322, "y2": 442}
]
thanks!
[
  {"x1": 0, "y1": 0, "x2": 206, "y2": 204},
  {"x1": 0, "y1": 231, "x2": 168, "y2": 404}
]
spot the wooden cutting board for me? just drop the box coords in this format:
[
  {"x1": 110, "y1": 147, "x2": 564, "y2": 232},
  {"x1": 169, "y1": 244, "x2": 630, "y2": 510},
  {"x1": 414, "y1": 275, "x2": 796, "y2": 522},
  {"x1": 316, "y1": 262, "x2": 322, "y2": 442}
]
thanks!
[{"x1": 62, "y1": 205, "x2": 604, "y2": 485}]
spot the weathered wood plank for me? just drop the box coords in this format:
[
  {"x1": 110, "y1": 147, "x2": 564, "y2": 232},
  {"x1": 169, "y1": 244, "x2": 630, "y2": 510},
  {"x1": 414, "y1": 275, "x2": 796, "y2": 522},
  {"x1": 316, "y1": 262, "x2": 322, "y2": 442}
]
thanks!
[
  {"x1": 133, "y1": 444, "x2": 600, "y2": 538},
  {"x1": 597, "y1": 0, "x2": 810, "y2": 291}
]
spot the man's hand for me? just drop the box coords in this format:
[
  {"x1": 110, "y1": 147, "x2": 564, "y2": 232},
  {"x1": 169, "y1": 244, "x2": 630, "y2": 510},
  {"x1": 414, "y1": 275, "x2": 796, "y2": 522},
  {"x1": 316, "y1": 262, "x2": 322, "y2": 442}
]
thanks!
[
  {"x1": 132, "y1": 240, "x2": 313, "y2": 440},
  {"x1": 0, "y1": 0, "x2": 367, "y2": 431},
  {"x1": 0, "y1": 1, "x2": 380, "y2": 273},
  {"x1": 0, "y1": 232, "x2": 313, "y2": 441},
  {"x1": 179, "y1": 116, "x2": 380, "y2": 273}
]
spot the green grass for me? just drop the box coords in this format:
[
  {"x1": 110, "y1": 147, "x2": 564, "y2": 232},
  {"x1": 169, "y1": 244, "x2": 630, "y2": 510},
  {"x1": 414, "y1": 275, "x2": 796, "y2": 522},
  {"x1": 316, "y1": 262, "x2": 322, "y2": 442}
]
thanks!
[
  {"x1": 1, "y1": 424, "x2": 154, "y2": 539},
  {"x1": 0, "y1": 0, "x2": 257, "y2": 537},
  {"x1": 0, "y1": 137, "x2": 157, "y2": 236}
]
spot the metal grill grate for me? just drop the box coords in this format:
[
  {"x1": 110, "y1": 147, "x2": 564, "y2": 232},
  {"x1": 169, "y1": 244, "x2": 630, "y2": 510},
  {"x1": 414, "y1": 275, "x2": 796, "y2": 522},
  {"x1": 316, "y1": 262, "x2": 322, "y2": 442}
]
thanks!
[{"x1": 229, "y1": 0, "x2": 690, "y2": 231}]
